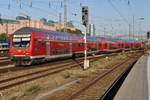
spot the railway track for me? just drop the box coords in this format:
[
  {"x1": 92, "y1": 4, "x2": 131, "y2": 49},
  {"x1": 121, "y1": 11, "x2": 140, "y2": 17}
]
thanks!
[
  {"x1": 0, "y1": 58, "x2": 74, "y2": 74},
  {"x1": 0, "y1": 61, "x2": 79, "y2": 90},
  {"x1": 64, "y1": 53, "x2": 142, "y2": 100},
  {"x1": 0, "y1": 53, "x2": 118, "y2": 74},
  {"x1": 0, "y1": 59, "x2": 12, "y2": 67},
  {"x1": 0, "y1": 53, "x2": 120, "y2": 90}
]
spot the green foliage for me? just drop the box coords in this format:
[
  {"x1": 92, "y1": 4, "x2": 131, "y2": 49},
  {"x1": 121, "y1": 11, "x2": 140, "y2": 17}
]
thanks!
[
  {"x1": 16, "y1": 16, "x2": 30, "y2": 20},
  {"x1": 40, "y1": 18, "x2": 55, "y2": 26},
  {"x1": 67, "y1": 21, "x2": 74, "y2": 27},
  {"x1": 11, "y1": 96, "x2": 17, "y2": 100},
  {"x1": 24, "y1": 85, "x2": 40, "y2": 96},
  {"x1": 0, "y1": 33, "x2": 9, "y2": 41},
  {"x1": 57, "y1": 28, "x2": 82, "y2": 34},
  {"x1": 40, "y1": 18, "x2": 47, "y2": 24},
  {"x1": 40, "y1": 18, "x2": 82, "y2": 34}
]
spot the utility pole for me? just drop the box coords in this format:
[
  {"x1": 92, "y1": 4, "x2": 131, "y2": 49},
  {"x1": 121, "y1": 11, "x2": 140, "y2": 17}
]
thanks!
[
  {"x1": 129, "y1": 24, "x2": 131, "y2": 41},
  {"x1": 133, "y1": 16, "x2": 134, "y2": 41},
  {"x1": 64, "y1": 0, "x2": 67, "y2": 32},
  {"x1": 138, "y1": 22, "x2": 141, "y2": 41},
  {"x1": 133, "y1": 16, "x2": 134, "y2": 39},
  {"x1": 0, "y1": 14, "x2": 3, "y2": 25},
  {"x1": 139, "y1": 18, "x2": 144, "y2": 41},
  {"x1": 110, "y1": 24, "x2": 113, "y2": 38},
  {"x1": 28, "y1": 19, "x2": 30, "y2": 27},
  {"x1": 59, "y1": 13, "x2": 62, "y2": 32},
  {"x1": 5, "y1": 20, "x2": 8, "y2": 41},
  {"x1": 89, "y1": 24, "x2": 91, "y2": 36},
  {"x1": 6, "y1": 21, "x2": 8, "y2": 34},
  {"x1": 93, "y1": 24, "x2": 95, "y2": 36},
  {"x1": 104, "y1": 27, "x2": 106, "y2": 37}
]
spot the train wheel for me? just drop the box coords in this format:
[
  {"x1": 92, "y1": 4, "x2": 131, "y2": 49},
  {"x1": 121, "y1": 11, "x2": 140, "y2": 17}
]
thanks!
[
  {"x1": 23, "y1": 61, "x2": 33, "y2": 66},
  {"x1": 72, "y1": 53, "x2": 76, "y2": 59},
  {"x1": 15, "y1": 62, "x2": 22, "y2": 66}
]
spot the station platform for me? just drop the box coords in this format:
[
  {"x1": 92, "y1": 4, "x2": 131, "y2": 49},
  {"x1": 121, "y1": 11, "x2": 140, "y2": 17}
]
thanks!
[{"x1": 114, "y1": 55, "x2": 150, "y2": 100}]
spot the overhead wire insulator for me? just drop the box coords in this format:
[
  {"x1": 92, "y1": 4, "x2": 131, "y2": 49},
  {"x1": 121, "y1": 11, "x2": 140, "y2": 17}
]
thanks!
[
  {"x1": 30, "y1": 1, "x2": 32, "y2": 8},
  {"x1": 20, "y1": 3, "x2": 22, "y2": 8},
  {"x1": 80, "y1": 2, "x2": 82, "y2": 7},
  {"x1": 16, "y1": 0, "x2": 19, "y2": 4},
  {"x1": 8, "y1": 0, "x2": 10, "y2": 9},
  {"x1": 0, "y1": 14, "x2": 3, "y2": 25},
  {"x1": 49, "y1": 1, "x2": 51, "y2": 8},
  {"x1": 19, "y1": 0, "x2": 22, "y2": 9},
  {"x1": 128, "y1": 0, "x2": 130, "y2": 6},
  {"x1": 61, "y1": 1, "x2": 63, "y2": 8},
  {"x1": 8, "y1": 4, "x2": 10, "y2": 9}
]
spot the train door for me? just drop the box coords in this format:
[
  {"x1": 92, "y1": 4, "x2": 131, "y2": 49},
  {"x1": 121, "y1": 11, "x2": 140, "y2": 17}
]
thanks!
[
  {"x1": 46, "y1": 41, "x2": 50, "y2": 56},
  {"x1": 70, "y1": 42, "x2": 72, "y2": 54},
  {"x1": 46, "y1": 33, "x2": 50, "y2": 57}
]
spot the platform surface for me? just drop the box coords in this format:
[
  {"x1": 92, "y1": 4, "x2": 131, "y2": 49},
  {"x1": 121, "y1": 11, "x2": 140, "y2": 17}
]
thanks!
[{"x1": 114, "y1": 56, "x2": 150, "y2": 100}]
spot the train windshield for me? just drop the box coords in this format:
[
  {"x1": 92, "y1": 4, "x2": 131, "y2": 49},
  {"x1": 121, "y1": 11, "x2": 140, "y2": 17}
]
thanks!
[{"x1": 12, "y1": 34, "x2": 31, "y2": 48}]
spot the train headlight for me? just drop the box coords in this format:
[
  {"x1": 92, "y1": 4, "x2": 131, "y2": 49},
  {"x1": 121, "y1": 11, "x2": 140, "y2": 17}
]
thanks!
[
  {"x1": 10, "y1": 53, "x2": 14, "y2": 55},
  {"x1": 26, "y1": 53, "x2": 30, "y2": 55}
]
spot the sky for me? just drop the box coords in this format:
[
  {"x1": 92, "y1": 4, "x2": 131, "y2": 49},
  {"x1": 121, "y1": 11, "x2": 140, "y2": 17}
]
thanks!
[{"x1": 0, "y1": 0, "x2": 150, "y2": 37}]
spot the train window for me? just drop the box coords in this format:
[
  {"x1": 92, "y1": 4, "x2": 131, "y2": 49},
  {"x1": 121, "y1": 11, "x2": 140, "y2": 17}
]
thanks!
[
  {"x1": 78, "y1": 43, "x2": 84, "y2": 47},
  {"x1": 41, "y1": 40, "x2": 46, "y2": 48},
  {"x1": 34, "y1": 39, "x2": 38, "y2": 48},
  {"x1": 13, "y1": 36, "x2": 30, "y2": 48},
  {"x1": 99, "y1": 43, "x2": 102, "y2": 47},
  {"x1": 13, "y1": 38, "x2": 21, "y2": 42},
  {"x1": 104, "y1": 43, "x2": 107, "y2": 47},
  {"x1": 13, "y1": 38, "x2": 21, "y2": 48},
  {"x1": 21, "y1": 37, "x2": 30, "y2": 48}
]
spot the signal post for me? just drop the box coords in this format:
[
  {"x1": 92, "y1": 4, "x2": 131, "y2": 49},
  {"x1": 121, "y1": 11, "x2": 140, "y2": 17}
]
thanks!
[
  {"x1": 147, "y1": 31, "x2": 150, "y2": 53},
  {"x1": 82, "y1": 6, "x2": 89, "y2": 69}
]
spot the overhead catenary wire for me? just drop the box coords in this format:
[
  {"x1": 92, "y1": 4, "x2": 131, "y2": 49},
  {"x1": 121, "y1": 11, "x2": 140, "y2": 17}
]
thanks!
[
  {"x1": 21, "y1": 2, "x2": 59, "y2": 19},
  {"x1": 107, "y1": 0, "x2": 129, "y2": 25}
]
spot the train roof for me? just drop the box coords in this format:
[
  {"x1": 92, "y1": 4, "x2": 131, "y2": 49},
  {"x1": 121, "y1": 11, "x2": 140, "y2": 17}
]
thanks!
[
  {"x1": 14, "y1": 27, "x2": 51, "y2": 34},
  {"x1": 14, "y1": 27, "x2": 82, "y2": 36},
  {"x1": 13, "y1": 27, "x2": 83, "y2": 41}
]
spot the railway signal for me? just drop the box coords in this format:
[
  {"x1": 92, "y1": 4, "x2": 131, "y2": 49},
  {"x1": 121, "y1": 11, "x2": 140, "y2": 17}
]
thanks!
[
  {"x1": 147, "y1": 31, "x2": 150, "y2": 39},
  {"x1": 82, "y1": 6, "x2": 88, "y2": 27},
  {"x1": 82, "y1": 6, "x2": 89, "y2": 69},
  {"x1": 147, "y1": 31, "x2": 150, "y2": 51}
]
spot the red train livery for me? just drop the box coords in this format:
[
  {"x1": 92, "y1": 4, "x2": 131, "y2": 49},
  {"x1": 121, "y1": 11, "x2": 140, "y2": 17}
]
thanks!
[{"x1": 9, "y1": 27, "x2": 143, "y2": 65}]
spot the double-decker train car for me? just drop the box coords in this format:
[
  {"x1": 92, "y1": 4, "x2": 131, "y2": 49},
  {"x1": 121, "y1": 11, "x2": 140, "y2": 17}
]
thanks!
[
  {"x1": 9, "y1": 27, "x2": 144, "y2": 66},
  {"x1": 97, "y1": 37, "x2": 109, "y2": 52},
  {"x1": 86, "y1": 36, "x2": 99, "y2": 53},
  {"x1": 9, "y1": 27, "x2": 85, "y2": 65},
  {"x1": 0, "y1": 42, "x2": 9, "y2": 57}
]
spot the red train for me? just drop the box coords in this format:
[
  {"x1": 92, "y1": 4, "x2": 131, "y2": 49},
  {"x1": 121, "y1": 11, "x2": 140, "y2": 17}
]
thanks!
[{"x1": 9, "y1": 27, "x2": 143, "y2": 65}]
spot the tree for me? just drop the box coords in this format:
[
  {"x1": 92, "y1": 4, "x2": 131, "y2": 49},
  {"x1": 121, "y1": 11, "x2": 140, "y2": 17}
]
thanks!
[
  {"x1": 16, "y1": 16, "x2": 30, "y2": 20},
  {"x1": 0, "y1": 33, "x2": 9, "y2": 42},
  {"x1": 47, "y1": 20, "x2": 55, "y2": 26},
  {"x1": 40, "y1": 18, "x2": 47, "y2": 24},
  {"x1": 40, "y1": 18, "x2": 56, "y2": 26},
  {"x1": 57, "y1": 28, "x2": 82, "y2": 34},
  {"x1": 67, "y1": 21, "x2": 74, "y2": 27}
]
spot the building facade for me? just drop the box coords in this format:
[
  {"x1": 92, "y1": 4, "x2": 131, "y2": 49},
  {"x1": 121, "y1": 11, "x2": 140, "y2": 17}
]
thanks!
[{"x1": 0, "y1": 19, "x2": 77, "y2": 34}]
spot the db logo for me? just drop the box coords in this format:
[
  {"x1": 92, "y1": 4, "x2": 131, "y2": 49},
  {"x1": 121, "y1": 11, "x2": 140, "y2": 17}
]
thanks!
[{"x1": 18, "y1": 50, "x2": 22, "y2": 52}]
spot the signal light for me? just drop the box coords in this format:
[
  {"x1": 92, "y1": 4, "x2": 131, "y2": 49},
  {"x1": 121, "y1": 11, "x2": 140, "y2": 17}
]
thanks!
[
  {"x1": 82, "y1": 6, "x2": 88, "y2": 27},
  {"x1": 147, "y1": 31, "x2": 150, "y2": 39}
]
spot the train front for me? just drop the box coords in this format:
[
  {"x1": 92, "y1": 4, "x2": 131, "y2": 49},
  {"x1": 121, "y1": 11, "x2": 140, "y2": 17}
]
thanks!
[{"x1": 9, "y1": 33, "x2": 32, "y2": 66}]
